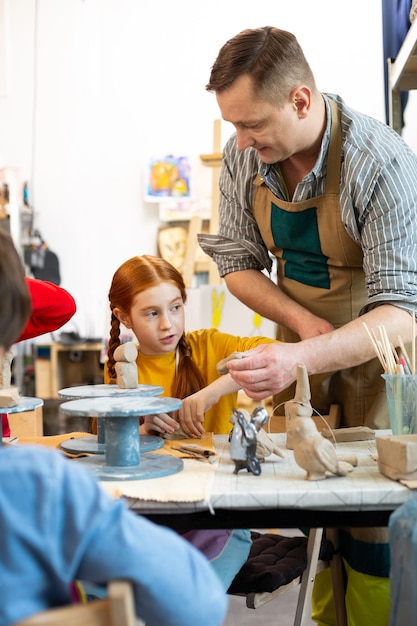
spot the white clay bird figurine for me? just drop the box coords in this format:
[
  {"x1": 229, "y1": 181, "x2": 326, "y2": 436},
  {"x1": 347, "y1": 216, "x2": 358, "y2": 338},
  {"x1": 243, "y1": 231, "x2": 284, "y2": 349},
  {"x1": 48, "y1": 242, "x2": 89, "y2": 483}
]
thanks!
[
  {"x1": 289, "y1": 415, "x2": 356, "y2": 481},
  {"x1": 285, "y1": 363, "x2": 313, "y2": 451}
]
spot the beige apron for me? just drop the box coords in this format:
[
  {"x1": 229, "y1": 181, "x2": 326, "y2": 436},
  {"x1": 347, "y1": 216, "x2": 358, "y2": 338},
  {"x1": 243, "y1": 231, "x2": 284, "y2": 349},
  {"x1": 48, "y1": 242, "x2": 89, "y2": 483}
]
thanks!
[{"x1": 252, "y1": 100, "x2": 388, "y2": 428}]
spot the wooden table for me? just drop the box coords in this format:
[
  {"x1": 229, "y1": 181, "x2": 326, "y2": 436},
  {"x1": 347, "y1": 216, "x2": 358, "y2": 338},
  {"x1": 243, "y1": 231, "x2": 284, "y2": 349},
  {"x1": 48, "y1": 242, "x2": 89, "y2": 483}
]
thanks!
[
  {"x1": 112, "y1": 432, "x2": 413, "y2": 529},
  {"x1": 100, "y1": 431, "x2": 411, "y2": 626}
]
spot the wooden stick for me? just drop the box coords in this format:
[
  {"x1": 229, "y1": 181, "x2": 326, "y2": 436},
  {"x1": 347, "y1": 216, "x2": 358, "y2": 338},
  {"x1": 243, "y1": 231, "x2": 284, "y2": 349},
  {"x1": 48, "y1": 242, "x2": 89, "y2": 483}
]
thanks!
[
  {"x1": 391, "y1": 344, "x2": 400, "y2": 364},
  {"x1": 397, "y1": 335, "x2": 412, "y2": 372},
  {"x1": 378, "y1": 325, "x2": 396, "y2": 374},
  {"x1": 363, "y1": 323, "x2": 386, "y2": 369}
]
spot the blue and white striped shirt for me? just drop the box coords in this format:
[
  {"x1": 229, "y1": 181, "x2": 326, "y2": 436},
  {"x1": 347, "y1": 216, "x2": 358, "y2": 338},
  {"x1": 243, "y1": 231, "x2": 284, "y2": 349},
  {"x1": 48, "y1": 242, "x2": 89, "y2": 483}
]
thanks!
[{"x1": 198, "y1": 94, "x2": 417, "y2": 315}]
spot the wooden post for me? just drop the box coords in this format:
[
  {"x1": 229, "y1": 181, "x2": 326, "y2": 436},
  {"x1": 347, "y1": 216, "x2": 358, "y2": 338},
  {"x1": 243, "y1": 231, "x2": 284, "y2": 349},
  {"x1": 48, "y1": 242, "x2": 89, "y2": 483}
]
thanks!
[
  {"x1": 199, "y1": 119, "x2": 223, "y2": 285},
  {"x1": 182, "y1": 214, "x2": 203, "y2": 288}
]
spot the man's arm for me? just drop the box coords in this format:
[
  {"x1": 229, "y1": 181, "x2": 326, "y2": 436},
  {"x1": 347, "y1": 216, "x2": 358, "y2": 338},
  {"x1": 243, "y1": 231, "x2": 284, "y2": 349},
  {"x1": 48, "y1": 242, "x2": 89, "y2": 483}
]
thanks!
[{"x1": 226, "y1": 304, "x2": 412, "y2": 399}]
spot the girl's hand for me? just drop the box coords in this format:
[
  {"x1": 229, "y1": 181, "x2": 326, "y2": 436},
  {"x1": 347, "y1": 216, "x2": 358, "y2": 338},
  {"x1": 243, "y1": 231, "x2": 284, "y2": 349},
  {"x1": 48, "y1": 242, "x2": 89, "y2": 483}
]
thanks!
[
  {"x1": 141, "y1": 412, "x2": 180, "y2": 435},
  {"x1": 179, "y1": 388, "x2": 219, "y2": 438},
  {"x1": 178, "y1": 374, "x2": 240, "y2": 437}
]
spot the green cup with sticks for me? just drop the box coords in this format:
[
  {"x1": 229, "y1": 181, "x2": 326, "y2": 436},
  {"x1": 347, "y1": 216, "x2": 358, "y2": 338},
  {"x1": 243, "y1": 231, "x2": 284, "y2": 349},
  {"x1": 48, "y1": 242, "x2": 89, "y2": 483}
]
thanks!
[
  {"x1": 364, "y1": 319, "x2": 417, "y2": 435},
  {"x1": 382, "y1": 374, "x2": 417, "y2": 435}
]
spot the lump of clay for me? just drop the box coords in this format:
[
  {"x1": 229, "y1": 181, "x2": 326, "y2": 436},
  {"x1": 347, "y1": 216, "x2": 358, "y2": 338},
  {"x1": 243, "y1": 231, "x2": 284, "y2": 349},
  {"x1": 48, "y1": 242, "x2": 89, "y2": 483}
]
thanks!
[
  {"x1": 114, "y1": 342, "x2": 138, "y2": 389},
  {"x1": 0, "y1": 349, "x2": 20, "y2": 408}
]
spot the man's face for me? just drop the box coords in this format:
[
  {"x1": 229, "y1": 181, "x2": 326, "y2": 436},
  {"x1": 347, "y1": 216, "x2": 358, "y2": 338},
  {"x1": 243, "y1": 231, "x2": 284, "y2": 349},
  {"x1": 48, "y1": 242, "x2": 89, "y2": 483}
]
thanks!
[{"x1": 216, "y1": 74, "x2": 300, "y2": 164}]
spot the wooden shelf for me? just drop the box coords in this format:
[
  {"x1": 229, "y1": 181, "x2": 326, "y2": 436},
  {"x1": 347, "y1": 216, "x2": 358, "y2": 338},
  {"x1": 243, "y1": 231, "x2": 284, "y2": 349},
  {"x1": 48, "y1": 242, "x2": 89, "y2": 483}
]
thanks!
[
  {"x1": 199, "y1": 152, "x2": 222, "y2": 166},
  {"x1": 389, "y1": 18, "x2": 417, "y2": 91},
  {"x1": 34, "y1": 342, "x2": 103, "y2": 399},
  {"x1": 388, "y1": 18, "x2": 417, "y2": 133},
  {"x1": 8, "y1": 406, "x2": 43, "y2": 436}
]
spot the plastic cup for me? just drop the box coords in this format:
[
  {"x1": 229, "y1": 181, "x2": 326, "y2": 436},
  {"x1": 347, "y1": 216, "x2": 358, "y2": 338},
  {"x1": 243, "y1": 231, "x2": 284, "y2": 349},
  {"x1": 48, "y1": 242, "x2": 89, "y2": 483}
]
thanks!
[{"x1": 382, "y1": 374, "x2": 417, "y2": 435}]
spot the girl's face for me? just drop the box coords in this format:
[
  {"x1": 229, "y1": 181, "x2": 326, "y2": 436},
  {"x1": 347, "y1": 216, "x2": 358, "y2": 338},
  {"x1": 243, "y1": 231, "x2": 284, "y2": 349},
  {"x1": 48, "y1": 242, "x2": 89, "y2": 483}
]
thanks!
[{"x1": 115, "y1": 281, "x2": 185, "y2": 356}]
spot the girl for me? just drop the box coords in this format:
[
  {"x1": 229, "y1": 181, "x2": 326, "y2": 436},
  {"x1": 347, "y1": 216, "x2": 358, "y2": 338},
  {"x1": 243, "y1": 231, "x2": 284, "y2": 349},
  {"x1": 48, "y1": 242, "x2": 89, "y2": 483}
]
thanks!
[
  {"x1": 105, "y1": 254, "x2": 276, "y2": 590},
  {"x1": 105, "y1": 254, "x2": 276, "y2": 438}
]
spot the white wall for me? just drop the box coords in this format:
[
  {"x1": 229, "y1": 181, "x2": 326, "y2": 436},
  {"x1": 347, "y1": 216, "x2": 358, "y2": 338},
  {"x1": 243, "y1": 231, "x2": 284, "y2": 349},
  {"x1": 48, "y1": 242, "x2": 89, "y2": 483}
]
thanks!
[{"x1": 0, "y1": 0, "x2": 407, "y2": 339}]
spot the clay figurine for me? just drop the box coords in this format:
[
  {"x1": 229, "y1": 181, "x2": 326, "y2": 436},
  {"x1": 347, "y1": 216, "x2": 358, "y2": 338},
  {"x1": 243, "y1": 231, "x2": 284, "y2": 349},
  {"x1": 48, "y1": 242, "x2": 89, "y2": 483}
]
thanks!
[
  {"x1": 114, "y1": 342, "x2": 138, "y2": 389},
  {"x1": 239, "y1": 405, "x2": 286, "y2": 461},
  {"x1": 216, "y1": 351, "x2": 243, "y2": 375},
  {"x1": 229, "y1": 407, "x2": 268, "y2": 475},
  {"x1": 285, "y1": 363, "x2": 313, "y2": 450},
  {"x1": 290, "y1": 416, "x2": 357, "y2": 480},
  {"x1": 0, "y1": 348, "x2": 20, "y2": 408},
  {"x1": 286, "y1": 364, "x2": 356, "y2": 480}
]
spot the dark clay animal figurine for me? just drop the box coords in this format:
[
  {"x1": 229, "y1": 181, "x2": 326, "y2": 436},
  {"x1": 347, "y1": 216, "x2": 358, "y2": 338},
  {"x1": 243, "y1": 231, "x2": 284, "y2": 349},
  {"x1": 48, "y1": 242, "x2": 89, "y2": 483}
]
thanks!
[{"x1": 229, "y1": 407, "x2": 268, "y2": 475}]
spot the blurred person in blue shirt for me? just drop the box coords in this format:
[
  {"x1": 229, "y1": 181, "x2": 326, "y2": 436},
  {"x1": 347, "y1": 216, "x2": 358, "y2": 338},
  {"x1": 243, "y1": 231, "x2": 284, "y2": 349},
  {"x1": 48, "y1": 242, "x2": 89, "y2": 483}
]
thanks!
[{"x1": 0, "y1": 228, "x2": 228, "y2": 626}]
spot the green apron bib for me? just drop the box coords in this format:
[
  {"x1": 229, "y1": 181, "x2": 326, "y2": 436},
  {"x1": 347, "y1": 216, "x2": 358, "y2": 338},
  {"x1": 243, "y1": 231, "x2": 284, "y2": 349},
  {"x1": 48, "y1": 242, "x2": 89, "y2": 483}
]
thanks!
[{"x1": 252, "y1": 100, "x2": 388, "y2": 428}]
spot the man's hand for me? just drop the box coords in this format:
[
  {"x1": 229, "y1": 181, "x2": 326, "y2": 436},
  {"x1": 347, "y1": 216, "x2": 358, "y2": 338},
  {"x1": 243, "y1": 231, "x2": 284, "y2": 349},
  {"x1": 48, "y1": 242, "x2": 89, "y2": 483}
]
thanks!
[
  {"x1": 225, "y1": 343, "x2": 300, "y2": 399},
  {"x1": 294, "y1": 313, "x2": 334, "y2": 339}
]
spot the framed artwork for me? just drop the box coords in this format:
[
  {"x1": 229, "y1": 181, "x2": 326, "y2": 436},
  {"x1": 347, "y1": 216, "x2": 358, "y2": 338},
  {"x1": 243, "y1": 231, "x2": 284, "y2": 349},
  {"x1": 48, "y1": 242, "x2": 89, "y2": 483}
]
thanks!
[{"x1": 145, "y1": 155, "x2": 191, "y2": 202}]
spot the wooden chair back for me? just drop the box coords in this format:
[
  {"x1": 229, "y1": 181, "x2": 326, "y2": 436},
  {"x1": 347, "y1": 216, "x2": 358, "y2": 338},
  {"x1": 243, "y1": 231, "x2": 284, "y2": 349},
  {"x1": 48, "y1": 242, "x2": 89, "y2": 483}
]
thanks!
[{"x1": 14, "y1": 581, "x2": 137, "y2": 626}]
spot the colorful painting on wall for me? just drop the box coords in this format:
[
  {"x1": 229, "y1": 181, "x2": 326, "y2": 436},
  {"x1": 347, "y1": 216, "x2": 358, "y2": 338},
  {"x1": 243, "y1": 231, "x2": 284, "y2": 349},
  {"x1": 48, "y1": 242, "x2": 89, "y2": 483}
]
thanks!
[{"x1": 145, "y1": 155, "x2": 191, "y2": 201}]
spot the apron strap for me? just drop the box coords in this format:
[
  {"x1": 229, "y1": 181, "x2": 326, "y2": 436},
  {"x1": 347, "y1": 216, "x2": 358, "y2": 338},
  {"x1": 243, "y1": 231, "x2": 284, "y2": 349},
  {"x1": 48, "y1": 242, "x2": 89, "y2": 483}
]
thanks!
[{"x1": 325, "y1": 98, "x2": 342, "y2": 195}]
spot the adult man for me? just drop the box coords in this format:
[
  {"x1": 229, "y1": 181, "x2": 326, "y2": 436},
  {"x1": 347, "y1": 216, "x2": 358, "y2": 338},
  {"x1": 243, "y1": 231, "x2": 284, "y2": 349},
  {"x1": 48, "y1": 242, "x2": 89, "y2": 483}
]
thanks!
[
  {"x1": 0, "y1": 228, "x2": 227, "y2": 626},
  {"x1": 199, "y1": 26, "x2": 417, "y2": 429},
  {"x1": 198, "y1": 26, "x2": 417, "y2": 626}
]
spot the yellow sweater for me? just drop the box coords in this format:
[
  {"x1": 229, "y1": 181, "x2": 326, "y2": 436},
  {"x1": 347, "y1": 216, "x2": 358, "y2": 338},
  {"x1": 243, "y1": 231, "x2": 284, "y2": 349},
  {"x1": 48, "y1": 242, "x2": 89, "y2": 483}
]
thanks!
[{"x1": 105, "y1": 328, "x2": 276, "y2": 434}]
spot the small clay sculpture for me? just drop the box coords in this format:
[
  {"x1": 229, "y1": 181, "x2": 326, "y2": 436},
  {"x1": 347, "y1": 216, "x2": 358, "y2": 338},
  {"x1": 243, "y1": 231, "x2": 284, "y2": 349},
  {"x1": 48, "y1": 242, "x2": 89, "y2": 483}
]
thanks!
[
  {"x1": 229, "y1": 407, "x2": 269, "y2": 475},
  {"x1": 286, "y1": 364, "x2": 356, "y2": 480},
  {"x1": 290, "y1": 417, "x2": 356, "y2": 480},
  {"x1": 0, "y1": 348, "x2": 20, "y2": 408},
  {"x1": 216, "y1": 351, "x2": 243, "y2": 375},
  {"x1": 114, "y1": 342, "x2": 138, "y2": 389},
  {"x1": 239, "y1": 406, "x2": 285, "y2": 461},
  {"x1": 285, "y1": 363, "x2": 313, "y2": 450}
]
